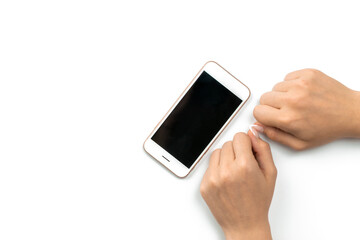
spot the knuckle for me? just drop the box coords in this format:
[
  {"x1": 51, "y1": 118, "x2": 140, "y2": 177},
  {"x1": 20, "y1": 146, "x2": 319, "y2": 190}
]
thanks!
[
  {"x1": 284, "y1": 73, "x2": 291, "y2": 80},
  {"x1": 292, "y1": 144, "x2": 304, "y2": 151},
  {"x1": 238, "y1": 160, "x2": 254, "y2": 174},
  {"x1": 279, "y1": 114, "x2": 293, "y2": 126},
  {"x1": 211, "y1": 148, "x2": 221, "y2": 157},
  {"x1": 214, "y1": 148, "x2": 221, "y2": 153},
  {"x1": 260, "y1": 140, "x2": 270, "y2": 150},
  {"x1": 259, "y1": 92, "x2": 268, "y2": 104},
  {"x1": 286, "y1": 93, "x2": 307, "y2": 108},
  {"x1": 270, "y1": 166, "x2": 278, "y2": 177},
  {"x1": 305, "y1": 68, "x2": 319, "y2": 76},
  {"x1": 208, "y1": 176, "x2": 220, "y2": 189},
  {"x1": 284, "y1": 113, "x2": 301, "y2": 131},
  {"x1": 253, "y1": 105, "x2": 262, "y2": 119},
  {"x1": 285, "y1": 94, "x2": 299, "y2": 105},
  {"x1": 259, "y1": 95, "x2": 265, "y2": 105},
  {"x1": 295, "y1": 91, "x2": 309, "y2": 103},
  {"x1": 292, "y1": 141, "x2": 308, "y2": 151},
  {"x1": 298, "y1": 69, "x2": 319, "y2": 84},
  {"x1": 200, "y1": 182, "x2": 208, "y2": 196},
  {"x1": 298, "y1": 78, "x2": 310, "y2": 88},
  {"x1": 284, "y1": 72, "x2": 296, "y2": 80},
  {"x1": 219, "y1": 172, "x2": 232, "y2": 185},
  {"x1": 272, "y1": 83, "x2": 279, "y2": 91},
  {"x1": 234, "y1": 132, "x2": 247, "y2": 142},
  {"x1": 265, "y1": 128, "x2": 277, "y2": 140},
  {"x1": 223, "y1": 141, "x2": 232, "y2": 148}
]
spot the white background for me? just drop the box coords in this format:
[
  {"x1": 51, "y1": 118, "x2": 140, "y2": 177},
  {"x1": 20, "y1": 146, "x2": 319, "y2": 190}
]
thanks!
[{"x1": 1, "y1": 1, "x2": 360, "y2": 239}]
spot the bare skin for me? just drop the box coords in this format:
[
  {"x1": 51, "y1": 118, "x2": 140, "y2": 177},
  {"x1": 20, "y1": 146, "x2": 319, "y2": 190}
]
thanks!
[
  {"x1": 200, "y1": 69, "x2": 360, "y2": 239},
  {"x1": 200, "y1": 131, "x2": 277, "y2": 240},
  {"x1": 254, "y1": 68, "x2": 360, "y2": 150}
]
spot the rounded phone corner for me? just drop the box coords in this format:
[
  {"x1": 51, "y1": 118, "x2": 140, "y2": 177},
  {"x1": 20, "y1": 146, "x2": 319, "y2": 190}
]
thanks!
[
  {"x1": 246, "y1": 87, "x2": 251, "y2": 99},
  {"x1": 175, "y1": 171, "x2": 190, "y2": 179},
  {"x1": 204, "y1": 60, "x2": 219, "y2": 67},
  {"x1": 143, "y1": 138, "x2": 149, "y2": 154}
]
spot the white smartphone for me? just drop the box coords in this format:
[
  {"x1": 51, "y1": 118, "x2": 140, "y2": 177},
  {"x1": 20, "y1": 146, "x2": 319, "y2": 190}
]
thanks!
[{"x1": 143, "y1": 61, "x2": 251, "y2": 178}]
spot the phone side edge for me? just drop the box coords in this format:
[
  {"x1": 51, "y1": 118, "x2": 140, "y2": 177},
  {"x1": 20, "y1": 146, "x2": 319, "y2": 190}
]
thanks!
[{"x1": 142, "y1": 62, "x2": 211, "y2": 178}]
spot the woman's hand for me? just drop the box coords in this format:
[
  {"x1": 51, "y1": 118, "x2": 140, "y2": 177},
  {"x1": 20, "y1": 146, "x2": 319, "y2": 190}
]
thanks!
[
  {"x1": 254, "y1": 69, "x2": 360, "y2": 150},
  {"x1": 200, "y1": 130, "x2": 277, "y2": 240}
]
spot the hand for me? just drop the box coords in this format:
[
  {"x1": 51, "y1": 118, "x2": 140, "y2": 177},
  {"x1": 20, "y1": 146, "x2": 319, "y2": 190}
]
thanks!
[
  {"x1": 200, "y1": 131, "x2": 277, "y2": 240},
  {"x1": 254, "y1": 69, "x2": 360, "y2": 150}
]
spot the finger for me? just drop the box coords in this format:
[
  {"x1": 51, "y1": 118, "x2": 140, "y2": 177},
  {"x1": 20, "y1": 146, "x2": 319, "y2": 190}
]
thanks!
[
  {"x1": 253, "y1": 105, "x2": 282, "y2": 129},
  {"x1": 232, "y1": 132, "x2": 253, "y2": 162},
  {"x1": 202, "y1": 149, "x2": 221, "y2": 193},
  {"x1": 260, "y1": 91, "x2": 287, "y2": 109},
  {"x1": 284, "y1": 70, "x2": 303, "y2": 81},
  {"x1": 220, "y1": 141, "x2": 235, "y2": 168},
  {"x1": 272, "y1": 81, "x2": 293, "y2": 92},
  {"x1": 263, "y1": 126, "x2": 308, "y2": 151},
  {"x1": 209, "y1": 148, "x2": 221, "y2": 170},
  {"x1": 247, "y1": 128, "x2": 277, "y2": 181}
]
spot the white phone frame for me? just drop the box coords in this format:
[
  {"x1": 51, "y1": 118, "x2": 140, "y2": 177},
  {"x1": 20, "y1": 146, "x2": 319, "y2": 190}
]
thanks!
[{"x1": 143, "y1": 61, "x2": 251, "y2": 178}]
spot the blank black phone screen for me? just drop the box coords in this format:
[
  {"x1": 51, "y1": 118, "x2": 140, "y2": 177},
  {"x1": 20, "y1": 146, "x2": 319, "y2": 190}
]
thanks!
[{"x1": 151, "y1": 71, "x2": 242, "y2": 168}]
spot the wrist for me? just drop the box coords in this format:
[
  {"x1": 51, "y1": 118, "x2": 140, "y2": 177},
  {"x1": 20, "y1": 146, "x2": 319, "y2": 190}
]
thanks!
[
  {"x1": 345, "y1": 90, "x2": 360, "y2": 138},
  {"x1": 223, "y1": 219, "x2": 272, "y2": 240}
]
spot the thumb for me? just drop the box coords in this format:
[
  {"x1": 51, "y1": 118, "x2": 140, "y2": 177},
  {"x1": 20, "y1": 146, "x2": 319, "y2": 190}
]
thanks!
[{"x1": 247, "y1": 125, "x2": 277, "y2": 181}]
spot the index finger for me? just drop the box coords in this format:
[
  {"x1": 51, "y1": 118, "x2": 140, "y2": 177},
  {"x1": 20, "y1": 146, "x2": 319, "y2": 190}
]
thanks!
[
  {"x1": 209, "y1": 148, "x2": 221, "y2": 169},
  {"x1": 220, "y1": 141, "x2": 235, "y2": 168},
  {"x1": 272, "y1": 81, "x2": 293, "y2": 92},
  {"x1": 232, "y1": 132, "x2": 253, "y2": 161},
  {"x1": 253, "y1": 105, "x2": 282, "y2": 129},
  {"x1": 284, "y1": 70, "x2": 303, "y2": 80},
  {"x1": 260, "y1": 91, "x2": 286, "y2": 109}
]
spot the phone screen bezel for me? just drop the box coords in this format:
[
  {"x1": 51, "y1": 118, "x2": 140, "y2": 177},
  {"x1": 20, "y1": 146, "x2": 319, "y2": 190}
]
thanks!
[{"x1": 143, "y1": 61, "x2": 251, "y2": 178}]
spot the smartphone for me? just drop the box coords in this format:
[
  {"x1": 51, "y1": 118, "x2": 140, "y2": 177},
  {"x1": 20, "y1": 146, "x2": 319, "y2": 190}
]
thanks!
[{"x1": 143, "y1": 61, "x2": 251, "y2": 178}]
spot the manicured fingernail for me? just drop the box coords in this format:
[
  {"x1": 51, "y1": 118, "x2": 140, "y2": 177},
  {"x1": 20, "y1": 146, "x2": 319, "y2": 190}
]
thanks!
[
  {"x1": 249, "y1": 125, "x2": 260, "y2": 138},
  {"x1": 252, "y1": 124, "x2": 264, "y2": 133}
]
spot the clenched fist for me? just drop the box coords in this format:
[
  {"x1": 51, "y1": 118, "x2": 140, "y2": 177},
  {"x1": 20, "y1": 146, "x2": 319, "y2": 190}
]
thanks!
[
  {"x1": 200, "y1": 130, "x2": 277, "y2": 240},
  {"x1": 254, "y1": 69, "x2": 360, "y2": 150}
]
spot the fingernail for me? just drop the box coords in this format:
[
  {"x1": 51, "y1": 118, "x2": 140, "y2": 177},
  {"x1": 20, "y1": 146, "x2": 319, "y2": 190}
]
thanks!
[
  {"x1": 252, "y1": 124, "x2": 264, "y2": 133},
  {"x1": 249, "y1": 124, "x2": 260, "y2": 138}
]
